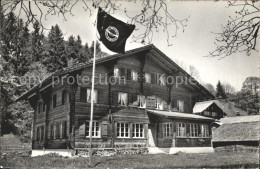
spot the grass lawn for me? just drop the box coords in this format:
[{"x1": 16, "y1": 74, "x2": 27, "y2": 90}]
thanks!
[{"x1": 0, "y1": 152, "x2": 259, "y2": 169}]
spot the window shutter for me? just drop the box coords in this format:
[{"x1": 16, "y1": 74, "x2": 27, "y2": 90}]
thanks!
[
  {"x1": 151, "y1": 73, "x2": 155, "y2": 84},
  {"x1": 41, "y1": 126, "x2": 44, "y2": 141},
  {"x1": 101, "y1": 121, "x2": 108, "y2": 137},
  {"x1": 112, "y1": 92, "x2": 118, "y2": 106},
  {"x1": 120, "y1": 68, "x2": 125, "y2": 77},
  {"x1": 172, "y1": 99, "x2": 177, "y2": 109},
  {"x1": 163, "y1": 101, "x2": 168, "y2": 110},
  {"x1": 157, "y1": 123, "x2": 163, "y2": 138},
  {"x1": 63, "y1": 121, "x2": 67, "y2": 138},
  {"x1": 144, "y1": 124, "x2": 148, "y2": 139},
  {"x1": 132, "y1": 93, "x2": 138, "y2": 106},
  {"x1": 80, "y1": 87, "x2": 87, "y2": 103},
  {"x1": 50, "y1": 125, "x2": 53, "y2": 140},
  {"x1": 126, "y1": 69, "x2": 131, "y2": 80},
  {"x1": 56, "y1": 123, "x2": 60, "y2": 139},
  {"x1": 128, "y1": 93, "x2": 133, "y2": 105},
  {"x1": 137, "y1": 71, "x2": 142, "y2": 82}
]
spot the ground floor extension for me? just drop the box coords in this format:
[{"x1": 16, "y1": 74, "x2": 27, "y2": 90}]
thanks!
[{"x1": 33, "y1": 107, "x2": 215, "y2": 150}]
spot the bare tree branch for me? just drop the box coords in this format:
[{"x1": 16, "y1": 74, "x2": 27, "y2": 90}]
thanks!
[
  {"x1": 206, "y1": 1, "x2": 260, "y2": 59},
  {"x1": 1, "y1": 0, "x2": 189, "y2": 46}
]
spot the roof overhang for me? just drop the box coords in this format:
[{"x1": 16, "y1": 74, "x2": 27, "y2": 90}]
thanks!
[{"x1": 147, "y1": 109, "x2": 214, "y2": 121}]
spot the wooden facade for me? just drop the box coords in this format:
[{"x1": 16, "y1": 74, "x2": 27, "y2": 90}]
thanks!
[{"x1": 17, "y1": 45, "x2": 215, "y2": 150}]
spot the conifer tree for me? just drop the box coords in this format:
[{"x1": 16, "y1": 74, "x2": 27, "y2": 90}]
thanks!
[
  {"x1": 216, "y1": 81, "x2": 227, "y2": 99},
  {"x1": 31, "y1": 21, "x2": 44, "y2": 62},
  {"x1": 43, "y1": 24, "x2": 67, "y2": 72}
]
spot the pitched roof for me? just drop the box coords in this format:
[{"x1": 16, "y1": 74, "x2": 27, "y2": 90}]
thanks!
[
  {"x1": 212, "y1": 121, "x2": 260, "y2": 142},
  {"x1": 193, "y1": 100, "x2": 223, "y2": 113},
  {"x1": 16, "y1": 44, "x2": 215, "y2": 101},
  {"x1": 219, "y1": 115, "x2": 260, "y2": 124},
  {"x1": 147, "y1": 109, "x2": 214, "y2": 121}
]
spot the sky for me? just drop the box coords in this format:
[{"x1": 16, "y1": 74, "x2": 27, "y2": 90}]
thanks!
[{"x1": 12, "y1": 0, "x2": 259, "y2": 91}]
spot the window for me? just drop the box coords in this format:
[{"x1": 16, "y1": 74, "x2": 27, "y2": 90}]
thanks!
[
  {"x1": 132, "y1": 124, "x2": 144, "y2": 138},
  {"x1": 87, "y1": 89, "x2": 98, "y2": 103},
  {"x1": 204, "y1": 111, "x2": 210, "y2": 116},
  {"x1": 177, "y1": 123, "x2": 186, "y2": 137},
  {"x1": 131, "y1": 70, "x2": 138, "y2": 81},
  {"x1": 144, "y1": 73, "x2": 151, "y2": 83},
  {"x1": 151, "y1": 73, "x2": 157, "y2": 84},
  {"x1": 118, "y1": 92, "x2": 128, "y2": 106},
  {"x1": 51, "y1": 124, "x2": 56, "y2": 140},
  {"x1": 137, "y1": 95, "x2": 146, "y2": 108},
  {"x1": 62, "y1": 90, "x2": 67, "y2": 105},
  {"x1": 36, "y1": 126, "x2": 44, "y2": 141},
  {"x1": 52, "y1": 94, "x2": 57, "y2": 108},
  {"x1": 201, "y1": 124, "x2": 209, "y2": 137},
  {"x1": 80, "y1": 87, "x2": 87, "y2": 102},
  {"x1": 162, "y1": 123, "x2": 172, "y2": 137},
  {"x1": 86, "y1": 121, "x2": 100, "y2": 137},
  {"x1": 114, "y1": 67, "x2": 119, "y2": 78},
  {"x1": 159, "y1": 74, "x2": 166, "y2": 86},
  {"x1": 116, "y1": 123, "x2": 130, "y2": 138},
  {"x1": 212, "y1": 112, "x2": 217, "y2": 117},
  {"x1": 190, "y1": 123, "x2": 199, "y2": 137},
  {"x1": 177, "y1": 100, "x2": 184, "y2": 112},
  {"x1": 38, "y1": 102, "x2": 42, "y2": 114},
  {"x1": 59, "y1": 123, "x2": 63, "y2": 139},
  {"x1": 155, "y1": 97, "x2": 163, "y2": 110}
]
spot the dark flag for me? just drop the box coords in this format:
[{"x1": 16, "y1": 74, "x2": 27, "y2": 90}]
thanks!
[{"x1": 97, "y1": 8, "x2": 135, "y2": 53}]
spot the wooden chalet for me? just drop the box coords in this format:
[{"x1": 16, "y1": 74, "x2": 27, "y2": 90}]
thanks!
[
  {"x1": 17, "y1": 44, "x2": 216, "y2": 151},
  {"x1": 193, "y1": 100, "x2": 225, "y2": 119}
]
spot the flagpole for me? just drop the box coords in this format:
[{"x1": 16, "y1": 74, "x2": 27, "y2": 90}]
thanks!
[{"x1": 89, "y1": 7, "x2": 98, "y2": 167}]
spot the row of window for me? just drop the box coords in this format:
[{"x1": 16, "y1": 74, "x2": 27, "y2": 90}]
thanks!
[
  {"x1": 118, "y1": 92, "x2": 185, "y2": 112},
  {"x1": 37, "y1": 90, "x2": 67, "y2": 114},
  {"x1": 36, "y1": 121, "x2": 67, "y2": 141},
  {"x1": 79, "y1": 88, "x2": 185, "y2": 112},
  {"x1": 79, "y1": 121, "x2": 145, "y2": 138},
  {"x1": 162, "y1": 122, "x2": 209, "y2": 138},
  {"x1": 114, "y1": 67, "x2": 166, "y2": 86},
  {"x1": 204, "y1": 111, "x2": 218, "y2": 117},
  {"x1": 50, "y1": 121, "x2": 67, "y2": 140}
]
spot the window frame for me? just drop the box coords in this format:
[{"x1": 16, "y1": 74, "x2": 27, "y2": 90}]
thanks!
[
  {"x1": 177, "y1": 100, "x2": 184, "y2": 112},
  {"x1": 190, "y1": 123, "x2": 199, "y2": 138},
  {"x1": 137, "y1": 95, "x2": 146, "y2": 108},
  {"x1": 162, "y1": 122, "x2": 172, "y2": 138},
  {"x1": 85, "y1": 121, "x2": 101, "y2": 138},
  {"x1": 144, "y1": 73, "x2": 151, "y2": 83},
  {"x1": 155, "y1": 97, "x2": 163, "y2": 110},
  {"x1": 114, "y1": 67, "x2": 120, "y2": 78},
  {"x1": 177, "y1": 122, "x2": 186, "y2": 137},
  {"x1": 118, "y1": 92, "x2": 128, "y2": 106},
  {"x1": 87, "y1": 88, "x2": 98, "y2": 103},
  {"x1": 132, "y1": 123, "x2": 144, "y2": 138},
  {"x1": 131, "y1": 70, "x2": 138, "y2": 81},
  {"x1": 201, "y1": 124, "x2": 209, "y2": 137},
  {"x1": 52, "y1": 94, "x2": 57, "y2": 108},
  {"x1": 116, "y1": 122, "x2": 130, "y2": 138}
]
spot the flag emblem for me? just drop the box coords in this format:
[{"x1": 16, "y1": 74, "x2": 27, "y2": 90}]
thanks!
[
  {"x1": 97, "y1": 7, "x2": 135, "y2": 53},
  {"x1": 105, "y1": 26, "x2": 119, "y2": 42}
]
